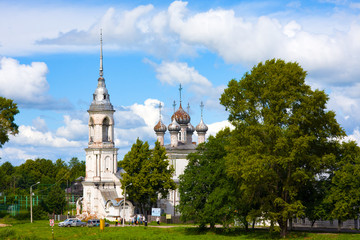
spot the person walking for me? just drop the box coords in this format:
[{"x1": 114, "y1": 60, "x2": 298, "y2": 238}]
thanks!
[
  {"x1": 115, "y1": 217, "x2": 118, "y2": 226},
  {"x1": 156, "y1": 216, "x2": 160, "y2": 225}
]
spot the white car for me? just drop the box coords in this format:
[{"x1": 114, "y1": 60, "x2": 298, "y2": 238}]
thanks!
[{"x1": 58, "y1": 218, "x2": 78, "y2": 227}]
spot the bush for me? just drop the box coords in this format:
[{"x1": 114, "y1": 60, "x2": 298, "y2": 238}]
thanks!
[{"x1": 0, "y1": 211, "x2": 8, "y2": 218}]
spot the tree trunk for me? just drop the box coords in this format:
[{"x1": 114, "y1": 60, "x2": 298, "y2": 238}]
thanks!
[
  {"x1": 288, "y1": 218, "x2": 292, "y2": 231},
  {"x1": 338, "y1": 219, "x2": 342, "y2": 232},
  {"x1": 210, "y1": 223, "x2": 215, "y2": 230},
  {"x1": 278, "y1": 219, "x2": 288, "y2": 238},
  {"x1": 252, "y1": 219, "x2": 255, "y2": 229}
]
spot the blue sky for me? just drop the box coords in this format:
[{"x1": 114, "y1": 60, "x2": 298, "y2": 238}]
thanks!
[{"x1": 1, "y1": 0, "x2": 360, "y2": 165}]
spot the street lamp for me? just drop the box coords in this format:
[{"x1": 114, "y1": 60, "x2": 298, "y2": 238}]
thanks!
[
  {"x1": 30, "y1": 182, "x2": 40, "y2": 223},
  {"x1": 122, "y1": 183, "x2": 132, "y2": 227}
]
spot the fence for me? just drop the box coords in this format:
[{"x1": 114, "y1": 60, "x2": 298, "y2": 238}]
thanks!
[{"x1": 0, "y1": 194, "x2": 80, "y2": 216}]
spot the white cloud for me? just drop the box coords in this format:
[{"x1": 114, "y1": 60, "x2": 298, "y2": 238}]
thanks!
[
  {"x1": 0, "y1": 147, "x2": 36, "y2": 165},
  {"x1": 0, "y1": 57, "x2": 73, "y2": 109},
  {"x1": 146, "y1": 60, "x2": 226, "y2": 111},
  {"x1": 56, "y1": 115, "x2": 88, "y2": 140},
  {"x1": 113, "y1": 99, "x2": 160, "y2": 146},
  {"x1": 206, "y1": 120, "x2": 234, "y2": 137},
  {"x1": 10, "y1": 125, "x2": 83, "y2": 148},
  {"x1": 32, "y1": 117, "x2": 48, "y2": 133},
  {"x1": 0, "y1": 57, "x2": 48, "y2": 101},
  {"x1": 343, "y1": 128, "x2": 360, "y2": 145}
]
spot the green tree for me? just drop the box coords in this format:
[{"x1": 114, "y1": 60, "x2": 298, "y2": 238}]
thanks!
[
  {"x1": 0, "y1": 97, "x2": 19, "y2": 147},
  {"x1": 120, "y1": 139, "x2": 176, "y2": 215},
  {"x1": 220, "y1": 59, "x2": 344, "y2": 237},
  {"x1": 325, "y1": 141, "x2": 360, "y2": 230},
  {"x1": 179, "y1": 128, "x2": 237, "y2": 229},
  {"x1": 44, "y1": 184, "x2": 66, "y2": 214}
]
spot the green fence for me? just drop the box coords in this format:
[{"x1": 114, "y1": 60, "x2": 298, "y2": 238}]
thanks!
[{"x1": 0, "y1": 194, "x2": 80, "y2": 216}]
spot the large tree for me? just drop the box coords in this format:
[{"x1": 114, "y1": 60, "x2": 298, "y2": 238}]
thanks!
[
  {"x1": 178, "y1": 128, "x2": 237, "y2": 229},
  {"x1": 120, "y1": 139, "x2": 176, "y2": 215},
  {"x1": 220, "y1": 59, "x2": 345, "y2": 237},
  {"x1": 0, "y1": 97, "x2": 19, "y2": 148}
]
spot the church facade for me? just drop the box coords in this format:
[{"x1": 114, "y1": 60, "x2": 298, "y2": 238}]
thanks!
[
  {"x1": 153, "y1": 89, "x2": 208, "y2": 216},
  {"x1": 78, "y1": 34, "x2": 208, "y2": 220}
]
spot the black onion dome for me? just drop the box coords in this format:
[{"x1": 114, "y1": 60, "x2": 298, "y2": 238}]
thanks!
[{"x1": 187, "y1": 123, "x2": 195, "y2": 133}]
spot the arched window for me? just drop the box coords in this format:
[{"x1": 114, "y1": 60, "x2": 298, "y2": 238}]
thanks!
[{"x1": 102, "y1": 117, "x2": 110, "y2": 142}]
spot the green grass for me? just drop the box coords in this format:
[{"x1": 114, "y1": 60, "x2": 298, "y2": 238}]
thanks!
[{"x1": 0, "y1": 220, "x2": 360, "y2": 240}]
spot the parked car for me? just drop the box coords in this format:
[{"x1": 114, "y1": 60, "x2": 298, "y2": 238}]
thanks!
[
  {"x1": 58, "y1": 218, "x2": 77, "y2": 227},
  {"x1": 87, "y1": 219, "x2": 109, "y2": 227},
  {"x1": 71, "y1": 219, "x2": 86, "y2": 227}
]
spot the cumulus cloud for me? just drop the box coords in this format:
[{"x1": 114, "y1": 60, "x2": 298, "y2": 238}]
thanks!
[
  {"x1": 114, "y1": 99, "x2": 161, "y2": 146},
  {"x1": 0, "y1": 147, "x2": 37, "y2": 165},
  {"x1": 206, "y1": 120, "x2": 234, "y2": 137},
  {"x1": 10, "y1": 125, "x2": 83, "y2": 148},
  {"x1": 0, "y1": 57, "x2": 73, "y2": 109},
  {"x1": 146, "y1": 59, "x2": 226, "y2": 110},
  {"x1": 32, "y1": 117, "x2": 48, "y2": 132},
  {"x1": 56, "y1": 115, "x2": 88, "y2": 140}
]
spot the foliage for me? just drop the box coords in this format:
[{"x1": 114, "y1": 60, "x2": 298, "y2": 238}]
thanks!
[
  {"x1": 220, "y1": 59, "x2": 345, "y2": 237},
  {"x1": 179, "y1": 128, "x2": 237, "y2": 229},
  {"x1": 120, "y1": 139, "x2": 176, "y2": 215},
  {"x1": 325, "y1": 141, "x2": 360, "y2": 223},
  {"x1": 44, "y1": 184, "x2": 66, "y2": 214},
  {"x1": 0, "y1": 97, "x2": 19, "y2": 148}
]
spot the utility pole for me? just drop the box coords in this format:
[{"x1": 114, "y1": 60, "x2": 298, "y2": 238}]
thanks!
[{"x1": 30, "y1": 182, "x2": 40, "y2": 223}]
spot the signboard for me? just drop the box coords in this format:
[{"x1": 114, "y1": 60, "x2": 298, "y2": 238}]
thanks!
[
  {"x1": 151, "y1": 208, "x2": 161, "y2": 217},
  {"x1": 49, "y1": 219, "x2": 54, "y2": 227},
  {"x1": 166, "y1": 214, "x2": 171, "y2": 220}
]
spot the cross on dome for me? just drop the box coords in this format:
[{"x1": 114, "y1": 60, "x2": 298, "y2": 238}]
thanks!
[
  {"x1": 172, "y1": 100, "x2": 176, "y2": 113},
  {"x1": 200, "y1": 101, "x2": 204, "y2": 119},
  {"x1": 179, "y1": 84, "x2": 183, "y2": 105}
]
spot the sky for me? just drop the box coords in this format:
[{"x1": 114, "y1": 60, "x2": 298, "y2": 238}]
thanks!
[{"x1": 1, "y1": 0, "x2": 360, "y2": 166}]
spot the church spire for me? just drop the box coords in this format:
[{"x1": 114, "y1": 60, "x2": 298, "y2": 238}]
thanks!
[
  {"x1": 99, "y1": 29, "x2": 103, "y2": 77},
  {"x1": 187, "y1": 103, "x2": 190, "y2": 114}
]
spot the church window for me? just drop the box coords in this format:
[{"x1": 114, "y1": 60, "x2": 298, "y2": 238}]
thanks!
[
  {"x1": 104, "y1": 94, "x2": 106, "y2": 99},
  {"x1": 102, "y1": 117, "x2": 110, "y2": 142}
]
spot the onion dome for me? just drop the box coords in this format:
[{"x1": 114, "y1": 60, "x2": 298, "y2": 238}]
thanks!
[
  {"x1": 187, "y1": 123, "x2": 195, "y2": 133},
  {"x1": 196, "y1": 118, "x2": 208, "y2": 132},
  {"x1": 168, "y1": 118, "x2": 181, "y2": 132},
  {"x1": 171, "y1": 104, "x2": 191, "y2": 125},
  {"x1": 154, "y1": 120, "x2": 167, "y2": 132}
]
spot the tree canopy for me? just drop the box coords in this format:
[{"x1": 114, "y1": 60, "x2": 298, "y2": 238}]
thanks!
[
  {"x1": 120, "y1": 139, "x2": 176, "y2": 215},
  {"x1": 0, "y1": 97, "x2": 19, "y2": 148},
  {"x1": 179, "y1": 128, "x2": 237, "y2": 229},
  {"x1": 219, "y1": 59, "x2": 345, "y2": 237}
]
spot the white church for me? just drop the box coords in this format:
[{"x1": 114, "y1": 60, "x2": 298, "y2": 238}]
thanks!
[{"x1": 77, "y1": 34, "x2": 208, "y2": 221}]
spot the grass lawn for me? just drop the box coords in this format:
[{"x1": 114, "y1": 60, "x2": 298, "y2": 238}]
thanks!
[{"x1": 0, "y1": 219, "x2": 360, "y2": 240}]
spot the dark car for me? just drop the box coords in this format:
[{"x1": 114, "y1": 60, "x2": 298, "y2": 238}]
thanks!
[
  {"x1": 87, "y1": 219, "x2": 109, "y2": 227},
  {"x1": 71, "y1": 219, "x2": 86, "y2": 227}
]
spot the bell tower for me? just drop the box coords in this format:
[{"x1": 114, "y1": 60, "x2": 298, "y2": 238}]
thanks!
[{"x1": 85, "y1": 31, "x2": 118, "y2": 182}]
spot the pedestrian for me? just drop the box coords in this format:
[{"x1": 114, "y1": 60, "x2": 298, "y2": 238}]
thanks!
[
  {"x1": 156, "y1": 216, "x2": 160, "y2": 225},
  {"x1": 115, "y1": 217, "x2": 118, "y2": 226}
]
